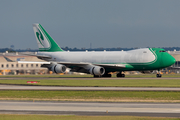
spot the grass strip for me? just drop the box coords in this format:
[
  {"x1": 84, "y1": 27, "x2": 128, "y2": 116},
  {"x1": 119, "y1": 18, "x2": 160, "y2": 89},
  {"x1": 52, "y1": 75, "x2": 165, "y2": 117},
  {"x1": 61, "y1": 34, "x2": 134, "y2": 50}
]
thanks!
[
  {"x1": 0, "y1": 114, "x2": 179, "y2": 120},
  {"x1": 1, "y1": 79, "x2": 180, "y2": 87},
  {"x1": 1, "y1": 91, "x2": 180, "y2": 102}
]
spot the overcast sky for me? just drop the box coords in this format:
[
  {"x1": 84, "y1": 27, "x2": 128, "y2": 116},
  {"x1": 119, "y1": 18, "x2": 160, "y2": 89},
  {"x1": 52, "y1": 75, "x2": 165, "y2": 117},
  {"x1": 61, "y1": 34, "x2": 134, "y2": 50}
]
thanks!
[{"x1": 0, "y1": 0, "x2": 180, "y2": 49}]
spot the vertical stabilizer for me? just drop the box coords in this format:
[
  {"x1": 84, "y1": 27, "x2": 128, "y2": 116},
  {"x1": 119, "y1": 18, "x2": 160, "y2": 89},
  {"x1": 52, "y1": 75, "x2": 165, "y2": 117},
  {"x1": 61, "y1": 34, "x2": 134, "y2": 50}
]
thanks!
[{"x1": 33, "y1": 24, "x2": 64, "y2": 52}]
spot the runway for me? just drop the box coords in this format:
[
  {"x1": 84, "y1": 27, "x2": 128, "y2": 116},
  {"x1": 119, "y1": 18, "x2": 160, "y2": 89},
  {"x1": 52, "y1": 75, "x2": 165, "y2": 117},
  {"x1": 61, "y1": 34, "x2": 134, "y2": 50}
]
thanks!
[
  {"x1": 1, "y1": 85, "x2": 180, "y2": 91},
  {"x1": 0, "y1": 101, "x2": 180, "y2": 117}
]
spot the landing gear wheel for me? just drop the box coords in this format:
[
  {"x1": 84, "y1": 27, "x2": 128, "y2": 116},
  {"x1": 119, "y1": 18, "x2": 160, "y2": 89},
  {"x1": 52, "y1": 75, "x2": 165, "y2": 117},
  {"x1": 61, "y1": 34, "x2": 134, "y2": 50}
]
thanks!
[
  {"x1": 156, "y1": 74, "x2": 162, "y2": 78},
  {"x1": 94, "y1": 75, "x2": 100, "y2": 78},
  {"x1": 117, "y1": 73, "x2": 125, "y2": 77},
  {"x1": 121, "y1": 74, "x2": 125, "y2": 77},
  {"x1": 102, "y1": 74, "x2": 112, "y2": 77}
]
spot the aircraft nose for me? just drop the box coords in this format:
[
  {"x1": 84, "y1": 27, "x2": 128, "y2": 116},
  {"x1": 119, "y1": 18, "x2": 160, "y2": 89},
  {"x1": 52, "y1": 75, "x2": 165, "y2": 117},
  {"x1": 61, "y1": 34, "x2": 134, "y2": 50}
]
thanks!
[
  {"x1": 171, "y1": 56, "x2": 176, "y2": 65},
  {"x1": 163, "y1": 55, "x2": 176, "y2": 67}
]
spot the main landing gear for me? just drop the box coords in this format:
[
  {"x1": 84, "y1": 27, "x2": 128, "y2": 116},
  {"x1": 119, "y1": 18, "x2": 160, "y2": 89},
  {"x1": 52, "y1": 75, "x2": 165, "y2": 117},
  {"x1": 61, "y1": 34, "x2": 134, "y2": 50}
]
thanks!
[
  {"x1": 93, "y1": 73, "x2": 111, "y2": 78},
  {"x1": 116, "y1": 72, "x2": 125, "y2": 77},
  {"x1": 102, "y1": 73, "x2": 112, "y2": 77},
  {"x1": 101, "y1": 72, "x2": 125, "y2": 78},
  {"x1": 93, "y1": 72, "x2": 112, "y2": 77},
  {"x1": 94, "y1": 72, "x2": 161, "y2": 78}
]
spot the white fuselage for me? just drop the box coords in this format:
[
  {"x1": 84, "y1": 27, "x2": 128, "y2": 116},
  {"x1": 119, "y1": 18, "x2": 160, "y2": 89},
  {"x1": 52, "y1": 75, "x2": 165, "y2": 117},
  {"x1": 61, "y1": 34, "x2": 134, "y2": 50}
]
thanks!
[{"x1": 38, "y1": 48, "x2": 156, "y2": 64}]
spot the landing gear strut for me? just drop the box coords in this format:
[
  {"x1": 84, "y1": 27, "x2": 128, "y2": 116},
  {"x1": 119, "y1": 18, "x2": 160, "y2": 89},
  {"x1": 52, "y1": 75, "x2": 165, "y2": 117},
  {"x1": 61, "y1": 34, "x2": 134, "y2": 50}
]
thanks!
[
  {"x1": 156, "y1": 70, "x2": 162, "y2": 78},
  {"x1": 117, "y1": 72, "x2": 125, "y2": 77}
]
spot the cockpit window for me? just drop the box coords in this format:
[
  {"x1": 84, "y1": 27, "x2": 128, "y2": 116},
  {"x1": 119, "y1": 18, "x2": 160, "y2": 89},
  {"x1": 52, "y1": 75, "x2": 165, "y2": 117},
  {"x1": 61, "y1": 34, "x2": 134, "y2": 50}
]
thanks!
[{"x1": 159, "y1": 50, "x2": 166, "y2": 52}]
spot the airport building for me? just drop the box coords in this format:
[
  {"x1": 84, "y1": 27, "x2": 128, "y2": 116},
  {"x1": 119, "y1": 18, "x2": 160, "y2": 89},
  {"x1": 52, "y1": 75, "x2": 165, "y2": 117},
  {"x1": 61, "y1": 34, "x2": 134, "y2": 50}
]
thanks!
[
  {"x1": 0, "y1": 52, "x2": 48, "y2": 75},
  {"x1": 0, "y1": 51, "x2": 180, "y2": 75}
]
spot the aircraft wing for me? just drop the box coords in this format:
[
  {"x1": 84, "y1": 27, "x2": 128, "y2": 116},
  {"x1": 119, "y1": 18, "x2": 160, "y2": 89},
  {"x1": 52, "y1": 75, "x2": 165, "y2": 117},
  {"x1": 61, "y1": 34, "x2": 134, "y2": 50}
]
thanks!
[
  {"x1": 18, "y1": 61, "x2": 126, "y2": 73},
  {"x1": 56, "y1": 62, "x2": 126, "y2": 68},
  {"x1": 18, "y1": 60, "x2": 126, "y2": 68},
  {"x1": 56, "y1": 62, "x2": 126, "y2": 73}
]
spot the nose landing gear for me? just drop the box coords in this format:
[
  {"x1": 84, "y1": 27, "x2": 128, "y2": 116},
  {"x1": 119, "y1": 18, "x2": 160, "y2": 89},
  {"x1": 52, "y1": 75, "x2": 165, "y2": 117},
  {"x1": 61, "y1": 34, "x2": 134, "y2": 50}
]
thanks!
[
  {"x1": 156, "y1": 70, "x2": 162, "y2": 78},
  {"x1": 156, "y1": 73, "x2": 162, "y2": 78}
]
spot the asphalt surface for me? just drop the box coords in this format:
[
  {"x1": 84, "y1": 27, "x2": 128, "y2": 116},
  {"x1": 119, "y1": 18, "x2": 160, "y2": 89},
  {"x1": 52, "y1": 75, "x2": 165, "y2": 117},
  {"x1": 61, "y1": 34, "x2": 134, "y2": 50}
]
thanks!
[
  {"x1": 1, "y1": 85, "x2": 180, "y2": 91},
  {"x1": 1, "y1": 101, "x2": 180, "y2": 117}
]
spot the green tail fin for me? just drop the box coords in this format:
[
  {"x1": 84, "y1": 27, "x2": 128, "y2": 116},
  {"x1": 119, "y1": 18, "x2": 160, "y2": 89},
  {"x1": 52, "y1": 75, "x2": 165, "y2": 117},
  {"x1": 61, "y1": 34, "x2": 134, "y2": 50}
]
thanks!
[{"x1": 33, "y1": 23, "x2": 64, "y2": 52}]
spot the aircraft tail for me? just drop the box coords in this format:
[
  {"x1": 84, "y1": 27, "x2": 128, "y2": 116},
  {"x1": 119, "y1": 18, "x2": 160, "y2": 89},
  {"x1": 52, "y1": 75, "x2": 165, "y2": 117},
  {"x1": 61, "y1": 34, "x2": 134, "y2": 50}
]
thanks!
[{"x1": 33, "y1": 23, "x2": 64, "y2": 52}]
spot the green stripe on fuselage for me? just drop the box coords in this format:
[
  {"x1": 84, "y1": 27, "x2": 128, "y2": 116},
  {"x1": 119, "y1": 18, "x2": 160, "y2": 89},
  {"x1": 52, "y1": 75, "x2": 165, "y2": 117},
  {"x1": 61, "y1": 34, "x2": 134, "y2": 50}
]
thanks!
[
  {"x1": 121, "y1": 48, "x2": 175, "y2": 71},
  {"x1": 100, "y1": 48, "x2": 175, "y2": 72}
]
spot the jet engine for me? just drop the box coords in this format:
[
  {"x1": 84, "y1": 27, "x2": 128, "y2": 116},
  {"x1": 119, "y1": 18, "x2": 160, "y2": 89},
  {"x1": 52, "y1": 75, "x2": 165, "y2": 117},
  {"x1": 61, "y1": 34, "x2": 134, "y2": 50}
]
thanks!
[
  {"x1": 89, "y1": 66, "x2": 105, "y2": 76},
  {"x1": 51, "y1": 64, "x2": 66, "y2": 73}
]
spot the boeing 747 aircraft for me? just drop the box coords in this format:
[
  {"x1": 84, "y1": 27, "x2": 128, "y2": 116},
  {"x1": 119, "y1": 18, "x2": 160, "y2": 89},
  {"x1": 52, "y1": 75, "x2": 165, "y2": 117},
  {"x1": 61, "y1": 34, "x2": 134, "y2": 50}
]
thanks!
[{"x1": 18, "y1": 24, "x2": 176, "y2": 78}]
